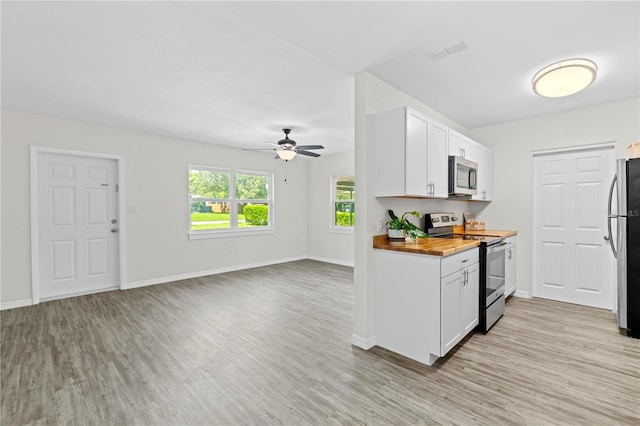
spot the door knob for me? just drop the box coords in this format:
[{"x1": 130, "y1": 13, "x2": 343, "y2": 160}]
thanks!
[
  {"x1": 111, "y1": 228, "x2": 118, "y2": 233},
  {"x1": 111, "y1": 219, "x2": 117, "y2": 224}
]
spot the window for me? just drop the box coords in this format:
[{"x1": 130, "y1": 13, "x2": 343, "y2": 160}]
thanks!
[
  {"x1": 189, "y1": 166, "x2": 273, "y2": 238},
  {"x1": 332, "y1": 174, "x2": 355, "y2": 232}
]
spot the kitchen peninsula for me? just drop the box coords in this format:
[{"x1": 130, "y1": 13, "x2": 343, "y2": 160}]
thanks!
[{"x1": 372, "y1": 227, "x2": 517, "y2": 366}]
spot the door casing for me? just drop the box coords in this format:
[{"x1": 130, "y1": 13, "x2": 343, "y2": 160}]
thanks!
[
  {"x1": 30, "y1": 146, "x2": 126, "y2": 304},
  {"x1": 531, "y1": 142, "x2": 616, "y2": 309}
]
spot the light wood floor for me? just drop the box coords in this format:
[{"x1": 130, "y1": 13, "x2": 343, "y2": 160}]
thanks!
[{"x1": 2, "y1": 259, "x2": 639, "y2": 425}]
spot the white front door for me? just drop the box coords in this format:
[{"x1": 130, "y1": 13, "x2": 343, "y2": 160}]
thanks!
[
  {"x1": 37, "y1": 152, "x2": 120, "y2": 300},
  {"x1": 533, "y1": 146, "x2": 615, "y2": 309}
]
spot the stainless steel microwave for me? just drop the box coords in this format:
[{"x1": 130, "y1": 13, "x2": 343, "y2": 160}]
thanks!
[{"x1": 448, "y1": 156, "x2": 478, "y2": 196}]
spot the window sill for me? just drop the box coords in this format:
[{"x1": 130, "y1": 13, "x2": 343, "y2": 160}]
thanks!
[
  {"x1": 330, "y1": 227, "x2": 355, "y2": 235},
  {"x1": 188, "y1": 228, "x2": 275, "y2": 240}
]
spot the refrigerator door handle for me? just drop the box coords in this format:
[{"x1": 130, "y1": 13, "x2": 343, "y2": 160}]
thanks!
[{"x1": 607, "y1": 174, "x2": 618, "y2": 258}]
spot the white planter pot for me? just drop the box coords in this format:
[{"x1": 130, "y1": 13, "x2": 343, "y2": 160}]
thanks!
[{"x1": 387, "y1": 229, "x2": 406, "y2": 243}]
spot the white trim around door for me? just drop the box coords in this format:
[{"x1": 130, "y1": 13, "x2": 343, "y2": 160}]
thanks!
[
  {"x1": 531, "y1": 143, "x2": 616, "y2": 309},
  {"x1": 30, "y1": 146, "x2": 126, "y2": 304}
]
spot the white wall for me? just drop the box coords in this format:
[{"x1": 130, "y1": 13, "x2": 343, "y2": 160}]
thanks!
[
  {"x1": 469, "y1": 97, "x2": 640, "y2": 297},
  {"x1": 307, "y1": 151, "x2": 355, "y2": 266},
  {"x1": 1, "y1": 111, "x2": 310, "y2": 305}
]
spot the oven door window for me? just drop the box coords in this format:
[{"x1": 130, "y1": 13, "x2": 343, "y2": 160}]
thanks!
[{"x1": 487, "y1": 246, "x2": 506, "y2": 299}]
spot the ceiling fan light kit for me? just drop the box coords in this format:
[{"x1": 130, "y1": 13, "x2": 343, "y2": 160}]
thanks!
[
  {"x1": 532, "y1": 58, "x2": 597, "y2": 98},
  {"x1": 270, "y1": 128, "x2": 324, "y2": 161},
  {"x1": 277, "y1": 149, "x2": 296, "y2": 161}
]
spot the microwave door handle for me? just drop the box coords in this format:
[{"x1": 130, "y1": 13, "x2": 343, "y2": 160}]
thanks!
[
  {"x1": 607, "y1": 174, "x2": 617, "y2": 258},
  {"x1": 470, "y1": 169, "x2": 477, "y2": 189}
]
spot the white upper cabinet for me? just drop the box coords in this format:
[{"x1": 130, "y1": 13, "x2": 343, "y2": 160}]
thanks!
[
  {"x1": 449, "y1": 129, "x2": 493, "y2": 202},
  {"x1": 405, "y1": 111, "x2": 429, "y2": 196},
  {"x1": 375, "y1": 106, "x2": 493, "y2": 201},
  {"x1": 374, "y1": 107, "x2": 448, "y2": 198},
  {"x1": 472, "y1": 145, "x2": 493, "y2": 201},
  {"x1": 448, "y1": 129, "x2": 477, "y2": 160},
  {"x1": 448, "y1": 129, "x2": 464, "y2": 157}
]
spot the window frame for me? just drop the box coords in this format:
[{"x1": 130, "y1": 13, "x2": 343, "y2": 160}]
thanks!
[
  {"x1": 331, "y1": 172, "x2": 355, "y2": 235},
  {"x1": 188, "y1": 165, "x2": 274, "y2": 239}
]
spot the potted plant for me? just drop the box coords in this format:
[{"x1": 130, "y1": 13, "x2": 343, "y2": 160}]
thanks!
[{"x1": 386, "y1": 209, "x2": 428, "y2": 242}]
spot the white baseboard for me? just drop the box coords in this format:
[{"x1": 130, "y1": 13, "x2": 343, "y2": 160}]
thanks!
[
  {"x1": 514, "y1": 289, "x2": 531, "y2": 299},
  {"x1": 306, "y1": 255, "x2": 354, "y2": 268},
  {"x1": 0, "y1": 298, "x2": 33, "y2": 311},
  {"x1": 351, "y1": 334, "x2": 376, "y2": 350},
  {"x1": 123, "y1": 256, "x2": 307, "y2": 290}
]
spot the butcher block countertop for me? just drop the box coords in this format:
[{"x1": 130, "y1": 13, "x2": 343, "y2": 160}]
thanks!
[
  {"x1": 372, "y1": 234, "x2": 480, "y2": 257},
  {"x1": 452, "y1": 226, "x2": 517, "y2": 238}
]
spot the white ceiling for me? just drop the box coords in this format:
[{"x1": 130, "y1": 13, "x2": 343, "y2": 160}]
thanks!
[{"x1": 2, "y1": 1, "x2": 639, "y2": 156}]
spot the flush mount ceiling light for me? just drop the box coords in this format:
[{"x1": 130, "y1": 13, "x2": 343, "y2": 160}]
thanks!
[{"x1": 532, "y1": 58, "x2": 597, "y2": 98}]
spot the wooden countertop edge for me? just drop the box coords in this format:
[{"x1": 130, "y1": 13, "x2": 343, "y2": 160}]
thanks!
[
  {"x1": 452, "y1": 226, "x2": 518, "y2": 238},
  {"x1": 372, "y1": 234, "x2": 480, "y2": 257}
]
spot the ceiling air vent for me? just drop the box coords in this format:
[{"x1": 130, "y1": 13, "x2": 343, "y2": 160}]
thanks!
[{"x1": 428, "y1": 41, "x2": 469, "y2": 62}]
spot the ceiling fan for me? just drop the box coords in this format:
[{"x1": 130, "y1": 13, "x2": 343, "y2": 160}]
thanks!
[{"x1": 265, "y1": 128, "x2": 324, "y2": 161}]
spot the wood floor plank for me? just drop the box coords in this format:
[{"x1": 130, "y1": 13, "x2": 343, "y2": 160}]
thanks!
[{"x1": 2, "y1": 259, "x2": 639, "y2": 425}]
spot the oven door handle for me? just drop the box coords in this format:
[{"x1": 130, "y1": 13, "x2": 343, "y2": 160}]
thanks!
[{"x1": 489, "y1": 241, "x2": 507, "y2": 253}]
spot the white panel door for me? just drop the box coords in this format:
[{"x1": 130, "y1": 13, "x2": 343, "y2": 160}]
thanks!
[
  {"x1": 38, "y1": 152, "x2": 119, "y2": 299},
  {"x1": 533, "y1": 147, "x2": 615, "y2": 309}
]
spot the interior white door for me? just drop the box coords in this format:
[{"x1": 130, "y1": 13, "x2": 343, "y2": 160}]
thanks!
[
  {"x1": 38, "y1": 152, "x2": 119, "y2": 299},
  {"x1": 533, "y1": 146, "x2": 615, "y2": 309}
]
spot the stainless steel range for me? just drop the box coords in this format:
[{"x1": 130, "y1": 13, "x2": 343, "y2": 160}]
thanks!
[{"x1": 425, "y1": 213, "x2": 506, "y2": 332}]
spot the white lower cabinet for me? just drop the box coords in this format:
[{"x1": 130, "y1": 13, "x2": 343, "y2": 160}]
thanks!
[
  {"x1": 375, "y1": 248, "x2": 479, "y2": 366},
  {"x1": 441, "y1": 257, "x2": 479, "y2": 355},
  {"x1": 504, "y1": 236, "x2": 517, "y2": 297}
]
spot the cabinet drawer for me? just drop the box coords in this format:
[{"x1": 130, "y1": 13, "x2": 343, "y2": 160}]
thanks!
[
  {"x1": 504, "y1": 235, "x2": 517, "y2": 247},
  {"x1": 441, "y1": 248, "x2": 479, "y2": 277}
]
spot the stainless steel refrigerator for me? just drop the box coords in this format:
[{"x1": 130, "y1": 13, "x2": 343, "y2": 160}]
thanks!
[{"x1": 607, "y1": 158, "x2": 640, "y2": 338}]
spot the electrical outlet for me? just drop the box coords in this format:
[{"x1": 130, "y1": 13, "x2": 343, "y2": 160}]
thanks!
[
  {"x1": 127, "y1": 205, "x2": 137, "y2": 213},
  {"x1": 378, "y1": 219, "x2": 385, "y2": 232}
]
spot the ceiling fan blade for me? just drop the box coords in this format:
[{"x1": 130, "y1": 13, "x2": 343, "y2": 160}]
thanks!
[
  {"x1": 297, "y1": 150, "x2": 321, "y2": 157},
  {"x1": 296, "y1": 145, "x2": 324, "y2": 150}
]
